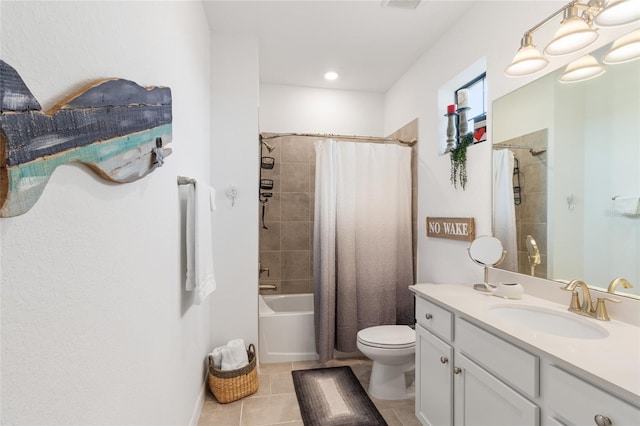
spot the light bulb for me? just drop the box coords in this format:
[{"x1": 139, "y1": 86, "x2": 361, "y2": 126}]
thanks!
[
  {"x1": 559, "y1": 54, "x2": 606, "y2": 83},
  {"x1": 595, "y1": 0, "x2": 640, "y2": 27},
  {"x1": 505, "y1": 35, "x2": 549, "y2": 77},
  {"x1": 603, "y1": 29, "x2": 640, "y2": 64}
]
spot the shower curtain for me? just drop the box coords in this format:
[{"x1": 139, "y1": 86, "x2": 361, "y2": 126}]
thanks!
[
  {"x1": 493, "y1": 149, "x2": 518, "y2": 271},
  {"x1": 313, "y1": 139, "x2": 413, "y2": 362}
]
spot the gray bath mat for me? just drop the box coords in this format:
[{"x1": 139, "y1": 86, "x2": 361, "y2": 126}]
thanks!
[{"x1": 291, "y1": 366, "x2": 387, "y2": 426}]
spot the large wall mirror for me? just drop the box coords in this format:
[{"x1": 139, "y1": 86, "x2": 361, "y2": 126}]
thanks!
[{"x1": 492, "y1": 28, "x2": 640, "y2": 299}]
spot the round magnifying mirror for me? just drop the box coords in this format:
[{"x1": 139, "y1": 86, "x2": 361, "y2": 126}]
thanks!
[
  {"x1": 468, "y1": 236, "x2": 506, "y2": 292},
  {"x1": 468, "y1": 236, "x2": 505, "y2": 266}
]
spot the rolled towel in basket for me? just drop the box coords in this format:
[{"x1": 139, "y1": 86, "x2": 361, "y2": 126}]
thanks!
[
  {"x1": 209, "y1": 346, "x2": 225, "y2": 369},
  {"x1": 221, "y1": 339, "x2": 249, "y2": 371}
]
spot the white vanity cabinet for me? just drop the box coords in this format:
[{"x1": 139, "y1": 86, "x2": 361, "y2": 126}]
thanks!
[
  {"x1": 413, "y1": 288, "x2": 640, "y2": 426},
  {"x1": 416, "y1": 324, "x2": 453, "y2": 425},
  {"x1": 415, "y1": 296, "x2": 539, "y2": 426},
  {"x1": 546, "y1": 365, "x2": 640, "y2": 426}
]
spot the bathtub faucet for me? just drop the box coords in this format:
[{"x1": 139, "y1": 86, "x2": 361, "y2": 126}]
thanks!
[{"x1": 259, "y1": 284, "x2": 277, "y2": 291}]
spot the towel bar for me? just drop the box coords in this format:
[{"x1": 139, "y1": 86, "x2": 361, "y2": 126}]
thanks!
[{"x1": 177, "y1": 176, "x2": 196, "y2": 185}]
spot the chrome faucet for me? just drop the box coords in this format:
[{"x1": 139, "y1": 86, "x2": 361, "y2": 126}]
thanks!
[
  {"x1": 607, "y1": 277, "x2": 633, "y2": 294},
  {"x1": 561, "y1": 280, "x2": 595, "y2": 316}
]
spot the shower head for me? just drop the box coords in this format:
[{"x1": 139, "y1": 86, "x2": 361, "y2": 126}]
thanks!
[
  {"x1": 525, "y1": 235, "x2": 541, "y2": 266},
  {"x1": 529, "y1": 148, "x2": 547, "y2": 156},
  {"x1": 261, "y1": 140, "x2": 275, "y2": 153}
]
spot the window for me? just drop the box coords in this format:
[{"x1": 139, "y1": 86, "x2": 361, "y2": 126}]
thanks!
[{"x1": 456, "y1": 73, "x2": 487, "y2": 144}]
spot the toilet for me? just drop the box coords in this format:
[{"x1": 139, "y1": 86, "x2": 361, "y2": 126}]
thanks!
[{"x1": 356, "y1": 325, "x2": 416, "y2": 400}]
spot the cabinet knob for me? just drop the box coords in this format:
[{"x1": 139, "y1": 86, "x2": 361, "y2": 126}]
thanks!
[
  {"x1": 425, "y1": 313, "x2": 433, "y2": 320},
  {"x1": 440, "y1": 356, "x2": 448, "y2": 364},
  {"x1": 594, "y1": 415, "x2": 612, "y2": 426},
  {"x1": 454, "y1": 367, "x2": 462, "y2": 374}
]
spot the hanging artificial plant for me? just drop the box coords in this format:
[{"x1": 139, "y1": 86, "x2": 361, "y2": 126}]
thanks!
[{"x1": 450, "y1": 133, "x2": 473, "y2": 190}]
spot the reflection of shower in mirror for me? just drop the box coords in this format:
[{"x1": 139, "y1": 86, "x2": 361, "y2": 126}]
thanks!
[
  {"x1": 261, "y1": 140, "x2": 276, "y2": 153},
  {"x1": 525, "y1": 235, "x2": 541, "y2": 276}
]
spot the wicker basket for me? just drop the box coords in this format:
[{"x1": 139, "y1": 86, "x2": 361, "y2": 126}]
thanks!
[{"x1": 208, "y1": 344, "x2": 258, "y2": 403}]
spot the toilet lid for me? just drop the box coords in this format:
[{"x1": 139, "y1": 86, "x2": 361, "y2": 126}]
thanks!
[{"x1": 357, "y1": 325, "x2": 415, "y2": 349}]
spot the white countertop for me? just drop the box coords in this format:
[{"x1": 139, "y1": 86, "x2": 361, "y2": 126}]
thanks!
[{"x1": 410, "y1": 283, "x2": 640, "y2": 404}]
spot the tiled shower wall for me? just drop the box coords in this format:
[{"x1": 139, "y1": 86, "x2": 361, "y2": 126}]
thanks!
[
  {"x1": 259, "y1": 135, "x2": 315, "y2": 294},
  {"x1": 259, "y1": 119, "x2": 418, "y2": 295},
  {"x1": 499, "y1": 129, "x2": 548, "y2": 278}
]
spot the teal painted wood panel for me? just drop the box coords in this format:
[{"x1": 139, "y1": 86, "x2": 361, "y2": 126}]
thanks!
[{"x1": 0, "y1": 60, "x2": 173, "y2": 217}]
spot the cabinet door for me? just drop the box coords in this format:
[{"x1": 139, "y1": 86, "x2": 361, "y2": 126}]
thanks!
[
  {"x1": 454, "y1": 353, "x2": 539, "y2": 426},
  {"x1": 546, "y1": 365, "x2": 640, "y2": 426},
  {"x1": 416, "y1": 325, "x2": 453, "y2": 426}
]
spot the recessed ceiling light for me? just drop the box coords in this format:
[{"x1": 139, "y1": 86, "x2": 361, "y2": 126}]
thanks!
[
  {"x1": 381, "y1": 0, "x2": 421, "y2": 9},
  {"x1": 324, "y1": 71, "x2": 338, "y2": 81}
]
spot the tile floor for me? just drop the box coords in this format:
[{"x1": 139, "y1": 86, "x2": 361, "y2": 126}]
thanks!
[{"x1": 198, "y1": 357, "x2": 420, "y2": 426}]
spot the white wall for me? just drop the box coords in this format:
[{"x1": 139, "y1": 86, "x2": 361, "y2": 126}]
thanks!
[
  {"x1": 384, "y1": 1, "x2": 582, "y2": 285},
  {"x1": 209, "y1": 34, "x2": 260, "y2": 349},
  {"x1": 260, "y1": 84, "x2": 384, "y2": 135},
  {"x1": 0, "y1": 2, "x2": 211, "y2": 425},
  {"x1": 582, "y1": 62, "x2": 640, "y2": 291},
  {"x1": 385, "y1": 1, "x2": 639, "y2": 290}
]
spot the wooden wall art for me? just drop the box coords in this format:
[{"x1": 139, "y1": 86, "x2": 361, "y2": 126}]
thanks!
[
  {"x1": 426, "y1": 217, "x2": 475, "y2": 242},
  {"x1": 0, "y1": 60, "x2": 172, "y2": 217}
]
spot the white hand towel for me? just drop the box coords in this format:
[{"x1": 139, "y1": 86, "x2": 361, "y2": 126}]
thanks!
[
  {"x1": 211, "y1": 346, "x2": 225, "y2": 369},
  {"x1": 221, "y1": 339, "x2": 249, "y2": 371},
  {"x1": 186, "y1": 180, "x2": 217, "y2": 304},
  {"x1": 614, "y1": 196, "x2": 640, "y2": 216}
]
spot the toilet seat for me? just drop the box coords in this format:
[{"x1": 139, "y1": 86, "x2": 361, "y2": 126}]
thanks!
[{"x1": 357, "y1": 325, "x2": 415, "y2": 349}]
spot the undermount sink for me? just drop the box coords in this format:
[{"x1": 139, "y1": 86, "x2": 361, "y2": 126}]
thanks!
[{"x1": 488, "y1": 305, "x2": 609, "y2": 339}]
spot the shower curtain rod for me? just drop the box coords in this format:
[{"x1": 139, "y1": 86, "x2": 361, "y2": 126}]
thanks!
[
  {"x1": 259, "y1": 132, "x2": 417, "y2": 146},
  {"x1": 493, "y1": 144, "x2": 547, "y2": 156}
]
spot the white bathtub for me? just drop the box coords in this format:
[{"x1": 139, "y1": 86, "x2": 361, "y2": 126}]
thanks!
[{"x1": 259, "y1": 294, "x2": 319, "y2": 364}]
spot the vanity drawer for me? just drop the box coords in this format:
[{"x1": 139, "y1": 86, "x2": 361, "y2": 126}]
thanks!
[
  {"x1": 415, "y1": 296, "x2": 453, "y2": 342},
  {"x1": 547, "y1": 365, "x2": 640, "y2": 426},
  {"x1": 456, "y1": 317, "x2": 539, "y2": 399}
]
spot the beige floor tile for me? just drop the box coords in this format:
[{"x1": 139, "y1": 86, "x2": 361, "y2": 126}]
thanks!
[
  {"x1": 250, "y1": 374, "x2": 271, "y2": 398},
  {"x1": 258, "y1": 362, "x2": 292, "y2": 374},
  {"x1": 350, "y1": 364, "x2": 372, "y2": 386},
  {"x1": 270, "y1": 371, "x2": 295, "y2": 395},
  {"x1": 241, "y1": 393, "x2": 302, "y2": 426},
  {"x1": 204, "y1": 356, "x2": 420, "y2": 426},
  {"x1": 198, "y1": 400, "x2": 242, "y2": 426},
  {"x1": 371, "y1": 395, "x2": 415, "y2": 411},
  {"x1": 394, "y1": 405, "x2": 423, "y2": 426},
  {"x1": 324, "y1": 357, "x2": 364, "y2": 367},
  {"x1": 379, "y1": 408, "x2": 403, "y2": 426},
  {"x1": 291, "y1": 360, "x2": 324, "y2": 370}
]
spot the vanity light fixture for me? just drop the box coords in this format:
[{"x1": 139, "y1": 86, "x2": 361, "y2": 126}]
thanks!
[
  {"x1": 505, "y1": 0, "x2": 637, "y2": 77},
  {"x1": 559, "y1": 54, "x2": 606, "y2": 83},
  {"x1": 594, "y1": 0, "x2": 640, "y2": 27},
  {"x1": 543, "y1": 4, "x2": 599, "y2": 56},
  {"x1": 603, "y1": 28, "x2": 640, "y2": 64},
  {"x1": 504, "y1": 34, "x2": 549, "y2": 76}
]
